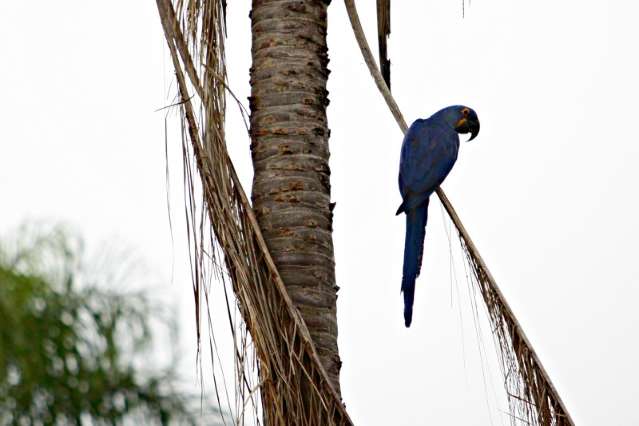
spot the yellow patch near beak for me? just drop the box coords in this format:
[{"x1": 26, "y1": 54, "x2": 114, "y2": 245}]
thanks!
[{"x1": 455, "y1": 117, "x2": 467, "y2": 128}]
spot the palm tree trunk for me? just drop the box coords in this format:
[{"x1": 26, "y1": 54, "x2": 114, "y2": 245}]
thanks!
[{"x1": 249, "y1": 0, "x2": 341, "y2": 395}]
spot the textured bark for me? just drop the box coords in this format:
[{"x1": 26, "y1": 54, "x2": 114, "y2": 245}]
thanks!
[{"x1": 249, "y1": 0, "x2": 341, "y2": 395}]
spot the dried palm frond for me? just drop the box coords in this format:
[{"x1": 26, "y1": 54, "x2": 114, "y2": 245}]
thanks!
[
  {"x1": 344, "y1": 0, "x2": 574, "y2": 424},
  {"x1": 376, "y1": 0, "x2": 391, "y2": 89},
  {"x1": 156, "y1": 0, "x2": 352, "y2": 424}
]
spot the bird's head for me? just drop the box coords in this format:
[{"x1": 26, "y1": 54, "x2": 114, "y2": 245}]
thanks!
[{"x1": 434, "y1": 105, "x2": 480, "y2": 141}]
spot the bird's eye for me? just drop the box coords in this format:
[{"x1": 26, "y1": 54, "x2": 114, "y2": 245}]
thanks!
[{"x1": 462, "y1": 108, "x2": 470, "y2": 117}]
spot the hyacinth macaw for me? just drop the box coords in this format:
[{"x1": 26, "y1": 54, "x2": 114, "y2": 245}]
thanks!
[{"x1": 397, "y1": 105, "x2": 480, "y2": 327}]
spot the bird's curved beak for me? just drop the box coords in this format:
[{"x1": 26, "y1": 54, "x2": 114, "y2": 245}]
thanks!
[
  {"x1": 468, "y1": 118, "x2": 480, "y2": 141},
  {"x1": 455, "y1": 117, "x2": 480, "y2": 141}
]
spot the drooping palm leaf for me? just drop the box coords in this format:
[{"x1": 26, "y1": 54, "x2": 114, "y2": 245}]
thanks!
[{"x1": 156, "y1": 1, "x2": 352, "y2": 424}]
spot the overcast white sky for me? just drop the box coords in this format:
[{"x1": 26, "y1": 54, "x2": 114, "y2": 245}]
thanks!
[{"x1": 2, "y1": 1, "x2": 638, "y2": 425}]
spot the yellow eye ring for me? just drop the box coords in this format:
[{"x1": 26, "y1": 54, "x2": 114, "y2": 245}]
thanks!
[{"x1": 461, "y1": 108, "x2": 470, "y2": 117}]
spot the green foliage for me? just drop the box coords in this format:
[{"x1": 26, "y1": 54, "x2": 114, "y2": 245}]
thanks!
[{"x1": 0, "y1": 225, "x2": 200, "y2": 425}]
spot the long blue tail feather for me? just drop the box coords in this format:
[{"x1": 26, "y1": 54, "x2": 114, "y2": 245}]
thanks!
[{"x1": 401, "y1": 200, "x2": 429, "y2": 327}]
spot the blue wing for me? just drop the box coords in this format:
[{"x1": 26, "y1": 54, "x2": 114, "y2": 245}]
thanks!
[{"x1": 397, "y1": 119, "x2": 459, "y2": 214}]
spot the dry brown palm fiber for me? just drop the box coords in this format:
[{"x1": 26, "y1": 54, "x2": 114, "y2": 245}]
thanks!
[
  {"x1": 343, "y1": 0, "x2": 574, "y2": 425},
  {"x1": 376, "y1": 0, "x2": 391, "y2": 89},
  {"x1": 156, "y1": 0, "x2": 352, "y2": 424}
]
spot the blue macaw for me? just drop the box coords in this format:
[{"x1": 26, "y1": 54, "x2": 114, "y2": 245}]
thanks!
[{"x1": 397, "y1": 105, "x2": 480, "y2": 327}]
